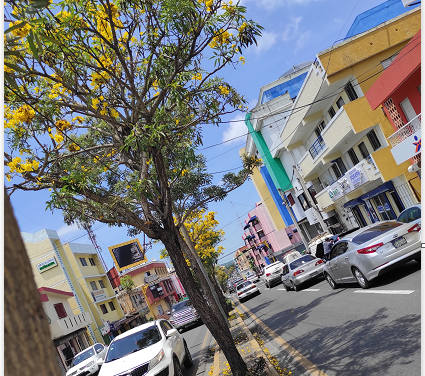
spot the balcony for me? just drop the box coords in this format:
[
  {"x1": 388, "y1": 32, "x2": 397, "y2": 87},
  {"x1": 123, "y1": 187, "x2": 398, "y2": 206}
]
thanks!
[
  {"x1": 49, "y1": 312, "x2": 92, "y2": 340},
  {"x1": 309, "y1": 135, "x2": 326, "y2": 159},
  {"x1": 388, "y1": 114, "x2": 421, "y2": 147}
]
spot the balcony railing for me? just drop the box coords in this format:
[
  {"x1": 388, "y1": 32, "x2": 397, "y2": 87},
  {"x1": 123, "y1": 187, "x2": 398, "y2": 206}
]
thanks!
[
  {"x1": 309, "y1": 135, "x2": 326, "y2": 159},
  {"x1": 388, "y1": 113, "x2": 421, "y2": 147},
  {"x1": 49, "y1": 312, "x2": 92, "y2": 339}
]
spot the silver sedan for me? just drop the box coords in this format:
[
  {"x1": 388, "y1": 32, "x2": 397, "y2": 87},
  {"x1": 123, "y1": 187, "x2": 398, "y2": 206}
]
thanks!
[
  {"x1": 281, "y1": 255, "x2": 325, "y2": 292},
  {"x1": 323, "y1": 221, "x2": 421, "y2": 289}
]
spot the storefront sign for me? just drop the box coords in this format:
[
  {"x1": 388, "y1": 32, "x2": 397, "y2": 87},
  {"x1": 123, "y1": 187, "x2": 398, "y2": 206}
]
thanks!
[
  {"x1": 328, "y1": 164, "x2": 368, "y2": 202},
  {"x1": 100, "y1": 321, "x2": 110, "y2": 336},
  {"x1": 92, "y1": 289, "x2": 107, "y2": 302},
  {"x1": 390, "y1": 130, "x2": 421, "y2": 165},
  {"x1": 37, "y1": 257, "x2": 58, "y2": 273},
  {"x1": 144, "y1": 272, "x2": 159, "y2": 284},
  {"x1": 377, "y1": 205, "x2": 385, "y2": 213}
]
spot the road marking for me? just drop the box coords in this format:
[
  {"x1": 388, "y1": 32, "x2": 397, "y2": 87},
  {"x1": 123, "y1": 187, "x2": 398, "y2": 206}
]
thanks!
[
  {"x1": 237, "y1": 303, "x2": 328, "y2": 376},
  {"x1": 303, "y1": 289, "x2": 321, "y2": 292},
  {"x1": 353, "y1": 290, "x2": 415, "y2": 295},
  {"x1": 277, "y1": 288, "x2": 287, "y2": 291}
]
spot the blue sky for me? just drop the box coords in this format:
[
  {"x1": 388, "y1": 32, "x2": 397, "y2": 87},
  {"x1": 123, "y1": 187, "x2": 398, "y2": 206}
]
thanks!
[{"x1": 8, "y1": 0, "x2": 393, "y2": 268}]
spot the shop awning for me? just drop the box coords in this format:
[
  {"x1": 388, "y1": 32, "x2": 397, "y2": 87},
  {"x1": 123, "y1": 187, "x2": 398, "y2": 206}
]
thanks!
[
  {"x1": 343, "y1": 197, "x2": 365, "y2": 208},
  {"x1": 247, "y1": 216, "x2": 257, "y2": 223},
  {"x1": 360, "y1": 181, "x2": 394, "y2": 201},
  {"x1": 243, "y1": 224, "x2": 250, "y2": 230},
  {"x1": 53, "y1": 327, "x2": 87, "y2": 347}
]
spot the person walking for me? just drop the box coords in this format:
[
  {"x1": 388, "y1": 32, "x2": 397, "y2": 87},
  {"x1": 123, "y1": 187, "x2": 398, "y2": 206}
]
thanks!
[{"x1": 323, "y1": 237, "x2": 333, "y2": 261}]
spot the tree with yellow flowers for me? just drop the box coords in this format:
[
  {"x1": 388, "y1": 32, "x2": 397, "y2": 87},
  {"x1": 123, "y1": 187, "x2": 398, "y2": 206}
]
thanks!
[{"x1": 4, "y1": 0, "x2": 263, "y2": 373}]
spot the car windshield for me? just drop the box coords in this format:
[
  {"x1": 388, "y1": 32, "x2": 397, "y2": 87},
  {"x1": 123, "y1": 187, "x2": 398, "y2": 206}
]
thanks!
[
  {"x1": 171, "y1": 300, "x2": 192, "y2": 313},
  {"x1": 71, "y1": 348, "x2": 95, "y2": 367},
  {"x1": 289, "y1": 255, "x2": 315, "y2": 269},
  {"x1": 236, "y1": 281, "x2": 252, "y2": 290},
  {"x1": 352, "y1": 223, "x2": 402, "y2": 245},
  {"x1": 105, "y1": 326, "x2": 161, "y2": 363}
]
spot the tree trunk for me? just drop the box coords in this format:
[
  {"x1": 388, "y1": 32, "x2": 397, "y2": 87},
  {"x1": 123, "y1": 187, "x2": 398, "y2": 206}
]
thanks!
[
  {"x1": 5, "y1": 191, "x2": 61, "y2": 376},
  {"x1": 209, "y1": 273, "x2": 229, "y2": 316},
  {"x1": 160, "y1": 226, "x2": 248, "y2": 376}
]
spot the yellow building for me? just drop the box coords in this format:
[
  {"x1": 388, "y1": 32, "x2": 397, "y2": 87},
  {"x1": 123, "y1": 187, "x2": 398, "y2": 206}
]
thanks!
[
  {"x1": 280, "y1": 6, "x2": 420, "y2": 229},
  {"x1": 23, "y1": 229, "x2": 125, "y2": 345}
]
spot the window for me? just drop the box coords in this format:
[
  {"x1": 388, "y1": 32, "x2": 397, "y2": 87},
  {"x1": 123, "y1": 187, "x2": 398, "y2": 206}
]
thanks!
[
  {"x1": 330, "y1": 242, "x2": 349, "y2": 259},
  {"x1": 90, "y1": 281, "x2": 98, "y2": 291},
  {"x1": 160, "y1": 320, "x2": 173, "y2": 336},
  {"x1": 108, "y1": 301, "x2": 116, "y2": 311},
  {"x1": 390, "y1": 191, "x2": 404, "y2": 214},
  {"x1": 297, "y1": 193, "x2": 311, "y2": 211},
  {"x1": 287, "y1": 193, "x2": 295, "y2": 206},
  {"x1": 157, "y1": 305, "x2": 164, "y2": 315},
  {"x1": 336, "y1": 96, "x2": 345, "y2": 109},
  {"x1": 418, "y1": 85, "x2": 421, "y2": 95},
  {"x1": 397, "y1": 206, "x2": 421, "y2": 223},
  {"x1": 345, "y1": 81, "x2": 358, "y2": 101},
  {"x1": 381, "y1": 54, "x2": 398, "y2": 70},
  {"x1": 331, "y1": 158, "x2": 347, "y2": 179},
  {"x1": 347, "y1": 148, "x2": 359, "y2": 166},
  {"x1": 54, "y1": 303, "x2": 67, "y2": 319},
  {"x1": 328, "y1": 106, "x2": 336, "y2": 119},
  {"x1": 98, "y1": 279, "x2": 105, "y2": 289},
  {"x1": 315, "y1": 121, "x2": 326, "y2": 137},
  {"x1": 256, "y1": 254, "x2": 261, "y2": 261},
  {"x1": 258, "y1": 230, "x2": 265, "y2": 238},
  {"x1": 89, "y1": 258, "x2": 96, "y2": 266},
  {"x1": 307, "y1": 186, "x2": 318, "y2": 205},
  {"x1": 367, "y1": 130, "x2": 381, "y2": 151},
  {"x1": 100, "y1": 304, "x2": 108, "y2": 314},
  {"x1": 79, "y1": 258, "x2": 88, "y2": 266},
  {"x1": 358, "y1": 142, "x2": 369, "y2": 159}
]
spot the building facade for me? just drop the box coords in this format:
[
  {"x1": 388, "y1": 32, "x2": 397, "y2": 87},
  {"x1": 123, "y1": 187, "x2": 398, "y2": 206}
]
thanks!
[
  {"x1": 39, "y1": 287, "x2": 93, "y2": 375},
  {"x1": 23, "y1": 229, "x2": 125, "y2": 347}
]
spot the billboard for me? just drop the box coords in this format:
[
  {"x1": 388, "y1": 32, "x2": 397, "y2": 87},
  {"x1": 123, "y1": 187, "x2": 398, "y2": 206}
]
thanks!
[{"x1": 108, "y1": 239, "x2": 147, "y2": 272}]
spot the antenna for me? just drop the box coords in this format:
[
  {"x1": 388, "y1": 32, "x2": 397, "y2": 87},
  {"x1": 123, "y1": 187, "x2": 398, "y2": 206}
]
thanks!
[{"x1": 84, "y1": 224, "x2": 108, "y2": 271}]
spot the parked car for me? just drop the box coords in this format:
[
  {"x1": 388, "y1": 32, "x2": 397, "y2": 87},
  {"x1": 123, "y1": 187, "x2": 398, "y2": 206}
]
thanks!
[
  {"x1": 236, "y1": 280, "x2": 260, "y2": 302},
  {"x1": 99, "y1": 320, "x2": 192, "y2": 376},
  {"x1": 66, "y1": 343, "x2": 108, "y2": 376},
  {"x1": 247, "y1": 274, "x2": 260, "y2": 283},
  {"x1": 323, "y1": 221, "x2": 421, "y2": 290},
  {"x1": 396, "y1": 204, "x2": 421, "y2": 226},
  {"x1": 168, "y1": 299, "x2": 202, "y2": 333},
  {"x1": 281, "y1": 255, "x2": 325, "y2": 291},
  {"x1": 281, "y1": 250, "x2": 303, "y2": 265},
  {"x1": 261, "y1": 261, "x2": 285, "y2": 288},
  {"x1": 232, "y1": 278, "x2": 245, "y2": 289}
]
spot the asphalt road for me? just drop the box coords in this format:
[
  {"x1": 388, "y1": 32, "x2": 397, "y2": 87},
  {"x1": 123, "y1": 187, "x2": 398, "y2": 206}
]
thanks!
[
  {"x1": 236, "y1": 259, "x2": 421, "y2": 376},
  {"x1": 181, "y1": 322, "x2": 209, "y2": 376}
]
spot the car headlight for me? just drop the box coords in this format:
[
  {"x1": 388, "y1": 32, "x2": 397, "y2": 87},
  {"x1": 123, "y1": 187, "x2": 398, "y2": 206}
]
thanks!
[
  {"x1": 148, "y1": 350, "x2": 165, "y2": 371},
  {"x1": 80, "y1": 361, "x2": 95, "y2": 370}
]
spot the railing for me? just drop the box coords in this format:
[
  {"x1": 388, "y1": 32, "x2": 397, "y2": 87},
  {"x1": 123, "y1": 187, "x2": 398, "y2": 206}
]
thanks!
[
  {"x1": 365, "y1": 155, "x2": 377, "y2": 170},
  {"x1": 388, "y1": 113, "x2": 421, "y2": 147},
  {"x1": 309, "y1": 135, "x2": 326, "y2": 159},
  {"x1": 50, "y1": 312, "x2": 92, "y2": 339}
]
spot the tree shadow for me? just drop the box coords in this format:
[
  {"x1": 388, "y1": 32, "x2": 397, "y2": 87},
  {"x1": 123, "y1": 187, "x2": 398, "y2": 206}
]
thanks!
[
  {"x1": 372, "y1": 259, "x2": 421, "y2": 288},
  {"x1": 287, "y1": 307, "x2": 420, "y2": 376}
]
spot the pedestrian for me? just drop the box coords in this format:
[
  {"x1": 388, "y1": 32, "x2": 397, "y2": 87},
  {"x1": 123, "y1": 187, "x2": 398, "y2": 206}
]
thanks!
[{"x1": 323, "y1": 237, "x2": 333, "y2": 261}]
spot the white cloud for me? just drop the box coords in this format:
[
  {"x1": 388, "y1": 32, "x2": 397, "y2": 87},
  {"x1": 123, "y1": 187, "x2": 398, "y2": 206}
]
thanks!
[
  {"x1": 57, "y1": 223, "x2": 82, "y2": 239},
  {"x1": 282, "y1": 17, "x2": 302, "y2": 41},
  {"x1": 251, "y1": 31, "x2": 278, "y2": 54},
  {"x1": 222, "y1": 113, "x2": 248, "y2": 144},
  {"x1": 294, "y1": 30, "x2": 311, "y2": 53}
]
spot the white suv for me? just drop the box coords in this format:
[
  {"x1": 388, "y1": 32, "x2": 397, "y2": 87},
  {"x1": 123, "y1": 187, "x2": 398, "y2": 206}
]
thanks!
[
  {"x1": 66, "y1": 343, "x2": 107, "y2": 376},
  {"x1": 99, "y1": 320, "x2": 192, "y2": 376},
  {"x1": 262, "y1": 261, "x2": 284, "y2": 288}
]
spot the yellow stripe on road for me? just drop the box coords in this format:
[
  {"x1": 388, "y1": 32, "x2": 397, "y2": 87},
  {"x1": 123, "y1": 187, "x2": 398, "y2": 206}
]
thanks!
[{"x1": 238, "y1": 303, "x2": 329, "y2": 376}]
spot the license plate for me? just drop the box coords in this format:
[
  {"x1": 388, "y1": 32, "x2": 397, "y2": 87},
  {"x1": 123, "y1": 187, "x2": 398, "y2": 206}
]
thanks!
[{"x1": 392, "y1": 236, "x2": 407, "y2": 248}]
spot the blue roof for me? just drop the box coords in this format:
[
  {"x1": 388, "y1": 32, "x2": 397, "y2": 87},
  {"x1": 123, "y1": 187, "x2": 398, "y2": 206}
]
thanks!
[
  {"x1": 261, "y1": 72, "x2": 308, "y2": 104},
  {"x1": 344, "y1": 0, "x2": 420, "y2": 40}
]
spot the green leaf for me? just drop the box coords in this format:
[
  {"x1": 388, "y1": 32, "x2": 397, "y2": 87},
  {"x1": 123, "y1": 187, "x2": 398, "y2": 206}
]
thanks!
[
  {"x1": 40, "y1": 33, "x2": 61, "y2": 45},
  {"x1": 5, "y1": 50, "x2": 23, "y2": 57},
  {"x1": 4, "y1": 21, "x2": 27, "y2": 35},
  {"x1": 4, "y1": 62, "x2": 27, "y2": 73},
  {"x1": 28, "y1": 32, "x2": 39, "y2": 59},
  {"x1": 34, "y1": 33, "x2": 43, "y2": 52},
  {"x1": 4, "y1": 72, "x2": 19, "y2": 90}
]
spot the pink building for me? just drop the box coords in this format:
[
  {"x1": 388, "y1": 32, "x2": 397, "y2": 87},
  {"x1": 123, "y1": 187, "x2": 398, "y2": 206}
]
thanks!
[{"x1": 241, "y1": 202, "x2": 302, "y2": 271}]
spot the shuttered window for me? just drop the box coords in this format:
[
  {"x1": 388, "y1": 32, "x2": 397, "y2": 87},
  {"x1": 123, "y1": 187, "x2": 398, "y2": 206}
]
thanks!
[
  {"x1": 367, "y1": 130, "x2": 381, "y2": 151},
  {"x1": 54, "y1": 303, "x2": 67, "y2": 319}
]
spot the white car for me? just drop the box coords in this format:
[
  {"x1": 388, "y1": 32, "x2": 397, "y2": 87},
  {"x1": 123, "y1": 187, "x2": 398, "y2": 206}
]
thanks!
[
  {"x1": 261, "y1": 261, "x2": 285, "y2": 288},
  {"x1": 66, "y1": 343, "x2": 107, "y2": 376},
  {"x1": 236, "y1": 281, "x2": 260, "y2": 302},
  {"x1": 247, "y1": 274, "x2": 260, "y2": 283},
  {"x1": 99, "y1": 320, "x2": 192, "y2": 376}
]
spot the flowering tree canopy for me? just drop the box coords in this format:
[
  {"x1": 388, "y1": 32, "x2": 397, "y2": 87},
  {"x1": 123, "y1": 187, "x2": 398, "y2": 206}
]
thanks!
[{"x1": 4, "y1": 1, "x2": 263, "y2": 373}]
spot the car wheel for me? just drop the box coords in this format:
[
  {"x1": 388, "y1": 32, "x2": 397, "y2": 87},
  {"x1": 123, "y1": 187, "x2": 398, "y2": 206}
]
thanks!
[
  {"x1": 183, "y1": 341, "x2": 193, "y2": 368},
  {"x1": 353, "y1": 267, "x2": 371, "y2": 289},
  {"x1": 265, "y1": 282, "x2": 269, "y2": 288},
  {"x1": 174, "y1": 357, "x2": 183, "y2": 376},
  {"x1": 325, "y1": 273, "x2": 338, "y2": 290},
  {"x1": 291, "y1": 281, "x2": 299, "y2": 292}
]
